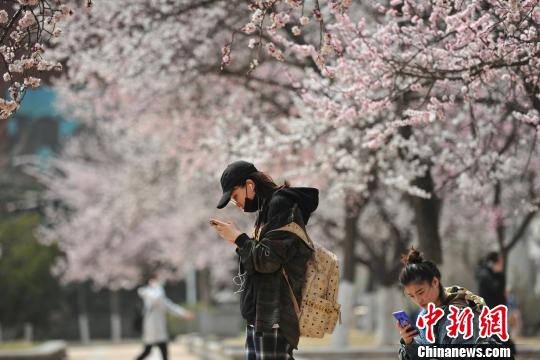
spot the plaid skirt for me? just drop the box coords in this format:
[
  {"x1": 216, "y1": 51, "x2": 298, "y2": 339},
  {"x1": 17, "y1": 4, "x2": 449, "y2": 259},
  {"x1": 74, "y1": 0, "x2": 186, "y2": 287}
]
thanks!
[{"x1": 245, "y1": 325, "x2": 295, "y2": 360}]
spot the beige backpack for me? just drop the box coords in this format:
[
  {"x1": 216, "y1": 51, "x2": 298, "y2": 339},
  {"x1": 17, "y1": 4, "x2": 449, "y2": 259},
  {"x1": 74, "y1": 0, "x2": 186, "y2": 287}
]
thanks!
[{"x1": 269, "y1": 222, "x2": 341, "y2": 338}]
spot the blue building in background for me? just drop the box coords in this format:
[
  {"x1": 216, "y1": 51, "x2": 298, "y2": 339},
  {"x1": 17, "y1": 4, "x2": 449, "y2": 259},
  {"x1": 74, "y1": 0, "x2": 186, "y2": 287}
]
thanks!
[{"x1": 7, "y1": 87, "x2": 78, "y2": 162}]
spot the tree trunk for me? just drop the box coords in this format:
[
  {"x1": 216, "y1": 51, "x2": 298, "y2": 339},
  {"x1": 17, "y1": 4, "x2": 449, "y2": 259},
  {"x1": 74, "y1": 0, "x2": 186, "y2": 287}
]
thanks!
[
  {"x1": 410, "y1": 169, "x2": 443, "y2": 264},
  {"x1": 185, "y1": 264, "x2": 198, "y2": 306},
  {"x1": 342, "y1": 199, "x2": 359, "y2": 283},
  {"x1": 110, "y1": 290, "x2": 121, "y2": 343},
  {"x1": 330, "y1": 281, "x2": 355, "y2": 348},
  {"x1": 330, "y1": 195, "x2": 361, "y2": 347},
  {"x1": 23, "y1": 323, "x2": 33, "y2": 343},
  {"x1": 493, "y1": 181, "x2": 510, "y2": 276},
  {"x1": 77, "y1": 284, "x2": 90, "y2": 344},
  {"x1": 78, "y1": 314, "x2": 90, "y2": 345},
  {"x1": 375, "y1": 286, "x2": 404, "y2": 345},
  {"x1": 197, "y1": 268, "x2": 211, "y2": 305},
  {"x1": 398, "y1": 125, "x2": 443, "y2": 264}
]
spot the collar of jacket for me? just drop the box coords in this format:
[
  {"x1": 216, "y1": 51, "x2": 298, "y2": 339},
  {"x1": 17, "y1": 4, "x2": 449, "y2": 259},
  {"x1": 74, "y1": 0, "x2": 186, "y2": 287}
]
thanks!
[
  {"x1": 258, "y1": 203, "x2": 306, "y2": 240},
  {"x1": 443, "y1": 285, "x2": 486, "y2": 314}
]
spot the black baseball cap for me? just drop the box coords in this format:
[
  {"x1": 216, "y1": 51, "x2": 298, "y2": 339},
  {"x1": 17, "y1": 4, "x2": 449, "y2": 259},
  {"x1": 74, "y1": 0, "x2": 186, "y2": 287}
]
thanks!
[{"x1": 217, "y1": 160, "x2": 258, "y2": 209}]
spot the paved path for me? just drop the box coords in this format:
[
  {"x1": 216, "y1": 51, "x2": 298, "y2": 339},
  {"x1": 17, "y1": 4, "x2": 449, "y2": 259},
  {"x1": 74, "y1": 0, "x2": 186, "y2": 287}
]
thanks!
[{"x1": 68, "y1": 342, "x2": 201, "y2": 360}]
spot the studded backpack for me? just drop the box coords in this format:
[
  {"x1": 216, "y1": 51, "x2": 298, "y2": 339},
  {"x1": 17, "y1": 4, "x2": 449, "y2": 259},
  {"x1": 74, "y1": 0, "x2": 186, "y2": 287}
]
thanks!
[{"x1": 269, "y1": 222, "x2": 341, "y2": 338}]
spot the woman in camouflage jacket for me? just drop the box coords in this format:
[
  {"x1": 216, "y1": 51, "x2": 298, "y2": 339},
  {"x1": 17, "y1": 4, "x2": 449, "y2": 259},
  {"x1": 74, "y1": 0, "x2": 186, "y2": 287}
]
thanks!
[{"x1": 396, "y1": 248, "x2": 512, "y2": 360}]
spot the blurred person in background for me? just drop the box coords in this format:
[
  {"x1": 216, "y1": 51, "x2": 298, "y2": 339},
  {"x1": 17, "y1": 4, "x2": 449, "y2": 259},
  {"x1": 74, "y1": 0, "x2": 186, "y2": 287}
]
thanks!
[
  {"x1": 476, "y1": 251, "x2": 505, "y2": 308},
  {"x1": 135, "y1": 272, "x2": 194, "y2": 360},
  {"x1": 476, "y1": 251, "x2": 516, "y2": 355}
]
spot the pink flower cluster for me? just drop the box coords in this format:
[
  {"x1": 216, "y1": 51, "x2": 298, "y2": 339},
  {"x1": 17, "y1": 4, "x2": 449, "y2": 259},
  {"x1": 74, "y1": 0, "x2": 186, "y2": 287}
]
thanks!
[{"x1": 0, "y1": 0, "x2": 77, "y2": 119}]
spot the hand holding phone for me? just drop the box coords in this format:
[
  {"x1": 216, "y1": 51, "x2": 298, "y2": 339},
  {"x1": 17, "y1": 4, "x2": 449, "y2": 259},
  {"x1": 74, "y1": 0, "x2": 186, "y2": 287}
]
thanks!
[
  {"x1": 209, "y1": 218, "x2": 242, "y2": 245},
  {"x1": 392, "y1": 310, "x2": 413, "y2": 328},
  {"x1": 393, "y1": 310, "x2": 418, "y2": 344},
  {"x1": 209, "y1": 218, "x2": 226, "y2": 226}
]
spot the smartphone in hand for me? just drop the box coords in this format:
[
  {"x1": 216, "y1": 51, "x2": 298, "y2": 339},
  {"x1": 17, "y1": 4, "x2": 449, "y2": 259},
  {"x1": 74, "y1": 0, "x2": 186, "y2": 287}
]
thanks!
[
  {"x1": 209, "y1": 219, "x2": 226, "y2": 226},
  {"x1": 392, "y1": 310, "x2": 415, "y2": 329}
]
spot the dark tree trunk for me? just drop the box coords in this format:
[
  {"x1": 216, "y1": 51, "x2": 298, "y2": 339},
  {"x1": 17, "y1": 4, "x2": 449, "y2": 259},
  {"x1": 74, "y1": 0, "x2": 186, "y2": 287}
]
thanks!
[
  {"x1": 410, "y1": 169, "x2": 443, "y2": 264},
  {"x1": 397, "y1": 125, "x2": 443, "y2": 264},
  {"x1": 343, "y1": 194, "x2": 362, "y2": 282}
]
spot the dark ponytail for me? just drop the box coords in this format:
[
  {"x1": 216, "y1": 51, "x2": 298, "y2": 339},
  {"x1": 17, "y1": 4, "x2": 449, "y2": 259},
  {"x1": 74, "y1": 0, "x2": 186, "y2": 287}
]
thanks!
[
  {"x1": 245, "y1": 171, "x2": 289, "y2": 229},
  {"x1": 245, "y1": 171, "x2": 288, "y2": 202},
  {"x1": 399, "y1": 248, "x2": 445, "y2": 303}
]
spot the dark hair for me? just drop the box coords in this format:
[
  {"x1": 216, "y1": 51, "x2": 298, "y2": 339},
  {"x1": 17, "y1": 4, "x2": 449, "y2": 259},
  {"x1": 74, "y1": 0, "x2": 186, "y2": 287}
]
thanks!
[
  {"x1": 244, "y1": 171, "x2": 289, "y2": 201},
  {"x1": 399, "y1": 248, "x2": 445, "y2": 303},
  {"x1": 484, "y1": 251, "x2": 500, "y2": 265},
  {"x1": 144, "y1": 271, "x2": 159, "y2": 284},
  {"x1": 243, "y1": 171, "x2": 289, "y2": 229}
]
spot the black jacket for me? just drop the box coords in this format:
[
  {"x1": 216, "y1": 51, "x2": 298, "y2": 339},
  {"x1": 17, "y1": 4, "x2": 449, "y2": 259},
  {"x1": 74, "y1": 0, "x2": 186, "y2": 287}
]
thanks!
[
  {"x1": 235, "y1": 187, "x2": 318, "y2": 348},
  {"x1": 475, "y1": 266, "x2": 506, "y2": 308}
]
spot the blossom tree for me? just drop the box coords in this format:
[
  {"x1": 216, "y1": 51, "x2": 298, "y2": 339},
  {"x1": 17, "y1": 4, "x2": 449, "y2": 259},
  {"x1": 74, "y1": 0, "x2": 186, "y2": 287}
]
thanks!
[
  {"x1": 30, "y1": 1, "x2": 316, "y2": 302},
  {"x1": 335, "y1": 0, "x2": 538, "y2": 258},
  {"x1": 38, "y1": 0, "x2": 333, "y2": 287},
  {"x1": 236, "y1": 0, "x2": 540, "y2": 261},
  {"x1": 30, "y1": 0, "x2": 540, "y2": 345},
  {"x1": 31, "y1": 123, "x2": 236, "y2": 290},
  {"x1": 48, "y1": 0, "x2": 316, "y2": 124},
  {"x1": 214, "y1": 0, "x2": 540, "y2": 343},
  {"x1": 0, "y1": 0, "x2": 84, "y2": 166},
  {"x1": 27, "y1": 120, "x2": 245, "y2": 340}
]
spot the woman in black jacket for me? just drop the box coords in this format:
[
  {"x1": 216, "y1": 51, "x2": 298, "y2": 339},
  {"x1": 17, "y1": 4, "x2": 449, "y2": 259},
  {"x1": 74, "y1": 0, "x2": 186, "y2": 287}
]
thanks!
[{"x1": 211, "y1": 160, "x2": 317, "y2": 360}]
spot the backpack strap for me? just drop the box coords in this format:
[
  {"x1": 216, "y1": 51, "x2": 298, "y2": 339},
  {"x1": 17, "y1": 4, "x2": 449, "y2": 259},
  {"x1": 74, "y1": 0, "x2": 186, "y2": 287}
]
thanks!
[
  {"x1": 267, "y1": 221, "x2": 314, "y2": 319},
  {"x1": 267, "y1": 222, "x2": 315, "y2": 250},
  {"x1": 282, "y1": 268, "x2": 301, "y2": 318}
]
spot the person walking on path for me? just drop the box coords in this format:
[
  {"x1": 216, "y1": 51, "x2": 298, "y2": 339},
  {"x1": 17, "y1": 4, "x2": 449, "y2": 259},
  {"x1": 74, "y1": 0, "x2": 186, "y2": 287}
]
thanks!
[
  {"x1": 211, "y1": 160, "x2": 318, "y2": 360},
  {"x1": 135, "y1": 273, "x2": 194, "y2": 360}
]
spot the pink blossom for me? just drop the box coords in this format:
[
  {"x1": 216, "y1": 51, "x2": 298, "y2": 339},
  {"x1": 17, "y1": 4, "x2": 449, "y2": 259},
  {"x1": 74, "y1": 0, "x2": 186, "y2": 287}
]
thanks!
[
  {"x1": 0, "y1": 10, "x2": 8, "y2": 24},
  {"x1": 241, "y1": 22, "x2": 257, "y2": 34},
  {"x1": 18, "y1": 11, "x2": 35, "y2": 29},
  {"x1": 272, "y1": 12, "x2": 290, "y2": 29},
  {"x1": 23, "y1": 76, "x2": 41, "y2": 89},
  {"x1": 248, "y1": 38, "x2": 260, "y2": 48},
  {"x1": 265, "y1": 42, "x2": 284, "y2": 61},
  {"x1": 18, "y1": 0, "x2": 39, "y2": 5}
]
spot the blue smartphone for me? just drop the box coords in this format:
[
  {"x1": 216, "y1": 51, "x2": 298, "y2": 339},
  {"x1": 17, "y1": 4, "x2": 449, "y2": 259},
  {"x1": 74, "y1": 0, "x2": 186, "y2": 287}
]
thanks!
[{"x1": 392, "y1": 310, "x2": 414, "y2": 329}]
